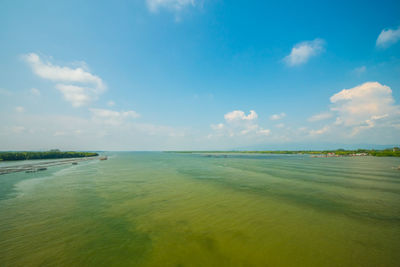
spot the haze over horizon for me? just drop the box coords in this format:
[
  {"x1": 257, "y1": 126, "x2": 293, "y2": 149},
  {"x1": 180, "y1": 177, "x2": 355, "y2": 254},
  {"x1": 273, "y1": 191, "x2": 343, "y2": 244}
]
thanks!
[{"x1": 1, "y1": 0, "x2": 399, "y2": 150}]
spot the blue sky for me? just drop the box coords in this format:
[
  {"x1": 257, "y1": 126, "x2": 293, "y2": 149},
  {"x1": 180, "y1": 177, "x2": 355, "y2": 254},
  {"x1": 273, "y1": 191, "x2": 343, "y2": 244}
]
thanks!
[{"x1": 1, "y1": 0, "x2": 400, "y2": 150}]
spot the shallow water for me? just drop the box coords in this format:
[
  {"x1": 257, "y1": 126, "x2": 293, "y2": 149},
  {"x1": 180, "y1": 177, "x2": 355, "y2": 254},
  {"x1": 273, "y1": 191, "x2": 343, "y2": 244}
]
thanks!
[{"x1": 0, "y1": 152, "x2": 399, "y2": 266}]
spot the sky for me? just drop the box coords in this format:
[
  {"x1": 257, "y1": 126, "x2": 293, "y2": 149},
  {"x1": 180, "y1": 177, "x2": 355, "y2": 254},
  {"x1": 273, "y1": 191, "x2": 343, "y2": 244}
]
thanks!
[{"x1": 0, "y1": 0, "x2": 400, "y2": 151}]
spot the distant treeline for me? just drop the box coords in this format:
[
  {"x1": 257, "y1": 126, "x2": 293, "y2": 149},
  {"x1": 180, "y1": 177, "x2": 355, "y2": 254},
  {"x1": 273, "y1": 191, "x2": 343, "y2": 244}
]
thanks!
[
  {"x1": 168, "y1": 148, "x2": 400, "y2": 157},
  {"x1": 0, "y1": 151, "x2": 99, "y2": 161}
]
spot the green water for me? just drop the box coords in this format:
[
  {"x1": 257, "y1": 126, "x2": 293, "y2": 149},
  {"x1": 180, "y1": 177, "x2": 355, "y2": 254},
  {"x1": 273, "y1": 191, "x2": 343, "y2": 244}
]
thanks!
[{"x1": 0, "y1": 152, "x2": 399, "y2": 266}]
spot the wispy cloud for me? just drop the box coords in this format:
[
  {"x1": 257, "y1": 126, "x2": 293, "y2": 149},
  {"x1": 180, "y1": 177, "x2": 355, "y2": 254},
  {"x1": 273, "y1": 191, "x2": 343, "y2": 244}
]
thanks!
[
  {"x1": 23, "y1": 53, "x2": 104, "y2": 89},
  {"x1": 284, "y1": 39, "x2": 325, "y2": 66},
  {"x1": 308, "y1": 112, "x2": 333, "y2": 122},
  {"x1": 353, "y1": 66, "x2": 366, "y2": 75},
  {"x1": 15, "y1": 106, "x2": 25, "y2": 113},
  {"x1": 23, "y1": 53, "x2": 106, "y2": 107},
  {"x1": 146, "y1": 0, "x2": 196, "y2": 13},
  {"x1": 90, "y1": 108, "x2": 140, "y2": 126},
  {"x1": 8, "y1": 126, "x2": 26, "y2": 134},
  {"x1": 309, "y1": 125, "x2": 330, "y2": 136},
  {"x1": 376, "y1": 26, "x2": 400, "y2": 48},
  {"x1": 0, "y1": 112, "x2": 187, "y2": 150},
  {"x1": 0, "y1": 88, "x2": 12, "y2": 96},
  {"x1": 270, "y1": 112, "x2": 286, "y2": 120},
  {"x1": 30, "y1": 88, "x2": 40, "y2": 96}
]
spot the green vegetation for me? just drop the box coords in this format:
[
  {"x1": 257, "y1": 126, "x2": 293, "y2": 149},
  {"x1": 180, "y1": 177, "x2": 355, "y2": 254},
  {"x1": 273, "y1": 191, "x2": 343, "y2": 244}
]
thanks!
[
  {"x1": 0, "y1": 151, "x2": 98, "y2": 161},
  {"x1": 369, "y1": 150, "x2": 400, "y2": 157},
  {"x1": 168, "y1": 148, "x2": 400, "y2": 157}
]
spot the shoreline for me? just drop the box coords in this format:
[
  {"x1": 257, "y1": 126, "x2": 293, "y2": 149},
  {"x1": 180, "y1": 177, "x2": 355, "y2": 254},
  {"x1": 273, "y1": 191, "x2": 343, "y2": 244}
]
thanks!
[
  {"x1": 0, "y1": 151, "x2": 98, "y2": 162},
  {"x1": 0, "y1": 157, "x2": 100, "y2": 175},
  {"x1": 167, "y1": 149, "x2": 400, "y2": 157}
]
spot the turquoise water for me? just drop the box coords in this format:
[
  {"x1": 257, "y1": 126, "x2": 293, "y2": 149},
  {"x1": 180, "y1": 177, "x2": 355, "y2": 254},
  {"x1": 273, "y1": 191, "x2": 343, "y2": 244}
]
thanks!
[{"x1": 0, "y1": 152, "x2": 399, "y2": 266}]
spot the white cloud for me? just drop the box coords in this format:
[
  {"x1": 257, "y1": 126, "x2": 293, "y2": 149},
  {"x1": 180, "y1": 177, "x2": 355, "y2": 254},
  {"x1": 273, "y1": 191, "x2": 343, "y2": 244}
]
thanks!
[
  {"x1": 275, "y1": 123, "x2": 285, "y2": 128},
  {"x1": 309, "y1": 82, "x2": 400, "y2": 139},
  {"x1": 56, "y1": 84, "x2": 95, "y2": 107},
  {"x1": 210, "y1": 123, "x2": 224, "y2": 130},
  {"x1": 330, "y1": 82, "x2": 396, "y2": 126},
  {"x1": 224, "y1": 110, "x2": 258, "y2": 122},
  {"x1": 284, "y1": 39, "x2": 325, "y2": 66},
  {"x1": 23, "y1": 53, "x2": 105, "y2": 89},
  {"x1": 210, "y1": 110, "x2": 270, "y2": 138},
  {"x1": 270, "y1": 112, "x2": 286, "y2": 120},
  {"x1": 257, "y1": 128, "x2": 271, "y2": 136},
  {"x1": 30, "y1": 88, "x2": 40, "y2": 96},
  {"x1": 23, "y1": 53, "x2": 106, "y2": 107},
  {"x1": 309, "y1": 125, "x2": 330, "y2": 136},
  {"x1": 107, "y1": 100, "x2": 115, "y2": 107},
  {"x1": 15, "y1": 106, "x2": 25, "y2": 113},
  {"x1": 90, "y1": 108, "x2": 140, "y2": 126},
  {"x1": 376, "y1": 26, "x2": 400, "y2": 48},
  {"x1": 308, "y1": 112, "x2": 333, "y2": 122},
  {"x1": 146, "y1": 0, "x2": 196, "y2": 12},
  {"x1": 350, "y1": 114, "x2": 389, "y2": 136}
]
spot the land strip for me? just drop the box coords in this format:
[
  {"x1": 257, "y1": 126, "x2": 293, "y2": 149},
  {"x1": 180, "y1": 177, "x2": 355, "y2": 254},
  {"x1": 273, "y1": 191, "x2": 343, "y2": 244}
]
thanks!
[{"x1": 0, "y1": 157, "x2": 99, "y2": 175}]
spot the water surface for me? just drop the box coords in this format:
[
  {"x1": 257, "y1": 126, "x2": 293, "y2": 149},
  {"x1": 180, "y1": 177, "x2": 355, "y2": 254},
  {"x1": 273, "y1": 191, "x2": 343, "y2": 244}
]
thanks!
[{"x1": 1, "y1": 152, "x2": 399, "y2": 266}]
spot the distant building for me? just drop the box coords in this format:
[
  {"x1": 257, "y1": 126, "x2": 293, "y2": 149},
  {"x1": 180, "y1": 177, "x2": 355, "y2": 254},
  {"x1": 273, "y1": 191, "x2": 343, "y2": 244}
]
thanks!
[
  {"x1": 355, "y1": 153, "x2": 368, "y2": 156},
  {"x1": 394, "y1": 147, "x2": 399, "y2": 152}
]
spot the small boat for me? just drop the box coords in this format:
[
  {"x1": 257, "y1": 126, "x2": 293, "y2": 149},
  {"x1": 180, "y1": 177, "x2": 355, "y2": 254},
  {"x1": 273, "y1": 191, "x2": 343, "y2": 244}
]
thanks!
[
  {"x1": 72, "y1": 162, "x2": 78, "y2": 165},
  {"x1": 99, "y1": 156, "x2": 108, "y2": 161},
  {"x1": 37, "y1": 167, "x2": 47, "y2": 171}
]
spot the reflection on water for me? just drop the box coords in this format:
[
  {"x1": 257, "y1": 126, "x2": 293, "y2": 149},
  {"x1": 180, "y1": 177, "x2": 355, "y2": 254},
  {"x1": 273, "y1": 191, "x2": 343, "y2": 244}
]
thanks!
[{"x1": 0, "y1": 152, "x2": 399, "y2": 266}]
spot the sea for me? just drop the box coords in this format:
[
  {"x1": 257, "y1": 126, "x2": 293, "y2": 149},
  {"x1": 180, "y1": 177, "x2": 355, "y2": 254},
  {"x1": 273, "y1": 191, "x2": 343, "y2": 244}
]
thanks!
[{"x1": 0, "y1": 152, "x2": 399, "y2": 266}]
